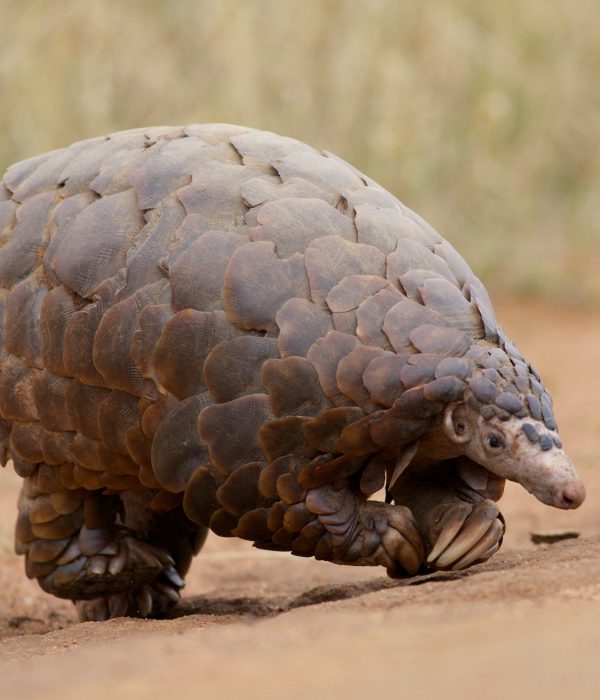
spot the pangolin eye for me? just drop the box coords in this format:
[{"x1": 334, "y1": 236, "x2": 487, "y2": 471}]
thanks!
[{"x1": 488, "y1": 435, "x2": 503, "y2": 449}]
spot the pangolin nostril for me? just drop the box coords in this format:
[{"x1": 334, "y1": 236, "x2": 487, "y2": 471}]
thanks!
[{"x1": 559, "y1": 482, "x2": 586, "y2": 509}]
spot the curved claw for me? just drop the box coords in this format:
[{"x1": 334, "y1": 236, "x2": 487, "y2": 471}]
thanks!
[
  {"x1": 427, "y1": 499, "x2": 503, "y2": 570},
  {"x1": 387, "y1": 506, "x2": 426, "y2": 563},
  {"x1": 450, "y1": 519, "x2": 504, "y2": 570},
  {"x1": 426, "y1": 503, "x2": 472, "y2": 563},
  {"x1": 381, "y1": 527, "x2": 422, "y2": 575}
]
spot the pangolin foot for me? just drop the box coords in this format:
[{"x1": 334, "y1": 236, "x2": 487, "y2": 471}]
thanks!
[
  {"x1": 306, "y1": 485, "x2": 425, "y2": 575},
  {"x1": 38, "y1": 526, "x2": 185, "y2": 615},
  {"x1": 425, "y1": 499, "x2": 505, "y2": 571},
  {"x1": 75, "y1": 573, "x2": 183, "y2": 621}
]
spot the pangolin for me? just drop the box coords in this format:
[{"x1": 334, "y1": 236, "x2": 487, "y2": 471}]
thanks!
[{"x1": 0, "y1": 124, "x2": 585, "y2": 621}]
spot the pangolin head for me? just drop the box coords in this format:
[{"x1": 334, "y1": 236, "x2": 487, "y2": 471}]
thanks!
[{"x1": 440, "y1": 344, "x2": 585, "y2": 510}]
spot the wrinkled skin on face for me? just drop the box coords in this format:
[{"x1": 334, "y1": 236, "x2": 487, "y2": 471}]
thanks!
[{"x1": 442, "y1": 403, "x2": 586, "y2": 509}]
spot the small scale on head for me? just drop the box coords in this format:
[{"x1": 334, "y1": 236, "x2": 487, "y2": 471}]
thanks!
[{"x1": 440, "y1": 344, "x2": 585, "y2": 510}]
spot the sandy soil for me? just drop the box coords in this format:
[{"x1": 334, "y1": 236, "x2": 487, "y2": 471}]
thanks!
[{"x1": 0, "y1": 297, "x2": 598, "y2": 699}]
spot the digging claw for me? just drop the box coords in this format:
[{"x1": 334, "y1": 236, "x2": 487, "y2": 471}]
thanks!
[{"x1": 427, "y1": 499, "x2": 504, "y2": 571}]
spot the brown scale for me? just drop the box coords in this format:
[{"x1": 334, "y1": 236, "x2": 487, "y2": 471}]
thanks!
[
  {"x1": 93, "y1": 281, "x2": 168, "y2": 396},
  {"x1": 11, "y1": 142, "x2": 96, "y2": 200},
  {"x1": 275, "y1": 150, "x2": 364, "y2": 193},
  {"x1": 53, "y1": 189, "x2": 144, "y2": 299},
  {"x1": 304, "y1": 236, "x2": 385, "y2": 308},
  {"x1": 90, "y1": 145, "x2": 150, "y2": 197},
  {"x1": 216, "y1": 462, "x2": 267, "y2": 517},
  {"x1": 362, "y1": 353, "x2": 408, "y2": 407},
  {"x1": 169, "y1": 230, "x2": 248, "y2": 312},
  {"x1": 36, "y1": 463, "x2": 65, "y2": 494},
  {"x1": 258, "y1": 416, "x2": 318, "y2": 462},
  {"x1": 399, "y1": 353, "x2": 441, "y2": 389},
  {"x1": 258, "y1": 454, "x2": 308, "y2": 500},
  {"x1": 248, "y1": 197, "x2": 355, "y2": 258},
  {"x1": 130, "y1": 137, "x2": 228, "y2": 211},
  {"x1": 298, "y1": 453, "x2": 364, "y2": 490},
  {"x1": 382, "y1": 299, "x2": 446, "y2": 354},
  {"x1": 355, "y1": 288, "x2": 405, "y2": 349},
  {"x1": 98, "y1": 444, "x2": 139, "y2": 477},
  {"x1": 204, "y1": 336, "x2": 279, "y2": 402},
  {"x1": 231, "y1": 508, "x2": 272, "y2": 542},
  {"x1": 303, "y1": 406, "x2": 366, "y2": 454},
  {"x1": 340, "y1": 185, "x2": 402, "y2": 212},
  {"x1": 140, "y1": 394, "x2": 180, "y2": 439},
  {"x1": 387, "y1": 238, "x2": 458, "y2": 287},
  {"x1": 0, "y1": 199, "x2": 18, "y2": 243},
  {"x1": 240, "y1": 177, "x2": 336, "y2": 209},
  {"x1": 4, "y1": 270, "x2": 48, "y2": 368},
  {"x1": 57, "y1": 463, "x2": 80, "y2": 491},
  {"x1": 43, "y1": 193, "x2": 98, "y2": 287},
  {"x1": 224, "y1": 240, "x2": 310, "y2": 333},
  {"x1": 9, "y1": 421, "x2": 44, "y2": 463},
  {"x1": 132, "y1": 304, "x2": 175, "y2": 384},
  {"x1": 97, "y1": 390, "x2": 140, "y2": 455},
  {"x1": 63, "y1": 302, "x2": 110, "y2": 387},
  {"x1": 71, "y1": 464, "x2": 105, "y2": 491},
  {"x1": 326, "y1": 275, "x2": 391, "y2": 316},
  {"x1": 335, "y1": 345, "x2": 387, "y2": 412},
  {"x1": 408, "y1": 324, "x2": 471, "y2": 357},
  {"x1": 183, "y1": 467, "x2": 223, "y2": 527},
  {"x1": 151, "y1": 393, "x2": 212, "y2": 492},
  {"x1": 275, "y1": 298, "x2": 334, "y2": 358},
  {"x1": 463, "y1": 275, "x2": 499, "y2": 341},
  {"x1": 152, "y1": 309, "x2": 244, "y2": 399},
  {"x1": 177, "y1": 160, "x2": 263, "y2": 226},
  {"x1": 261, "y1": 356, "x2": 334, "y2": 418},
  {"x1": 419, "y1": 278, "x2": 485, "y2": 337},
  {"x1": 32, "y1": 372, "x2": 74, "y2": 432},
  {"x1": 199, "y1": 394, "x2": 274, "y2": 476},
  {"x1": 0, "y1": 356, "x2": 39, "y2": 421},
  {"x1": 119, "y1": 199, "x2": 186, "y2": 299},
  {"x1": 3, "y1": 151, "x2": 53, "y2": 193},
  {"x1": 0, "y1": 191, "x2": 55, "y2": 288},
  {"x1": 65, "y1": 380, "x2": 110, "y2": 440},
  {"x1": 306, "y1": 330, "x2": 360, "y2": 406},
  {"x1": 396, "y1": 270, "x2": 442, "y2": 302},
  {"x1": 354, "y1": 203, "x2": 434, "y2": 252},
  {"x1": 58, "y1": 134, "x2": 145, "y2": 198},
  {"x1": 230, "y1": 128, "x2": 314, "y2": 165}
]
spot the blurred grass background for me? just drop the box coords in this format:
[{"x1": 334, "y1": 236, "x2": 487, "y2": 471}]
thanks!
[{"x1": 0, "y1": 0, "x2": 598, "y2": 303}]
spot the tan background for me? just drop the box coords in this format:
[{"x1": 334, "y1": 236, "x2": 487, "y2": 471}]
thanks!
[
  {"x1": 0, "y1": 2, "x2": 599, "y2": 698},
  {"x1": 1, "y1": 0, "x2": 599, "y2": 303}
]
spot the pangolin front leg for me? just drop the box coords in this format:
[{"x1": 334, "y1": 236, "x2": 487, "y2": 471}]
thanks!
[
  {"x1": 16, "y1": 468, "x2": 201, "y2": 620},
  {"x1": 303, "y1": 485, "x2": 425, "y2": 576},
  {"x1": 391, "y1": 460, "x2": 506, "y2": 571}
]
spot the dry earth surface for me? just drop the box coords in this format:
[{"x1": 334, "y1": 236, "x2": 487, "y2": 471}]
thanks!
[{"x1": 0, "y1": 297, "x2": 598, "y2": 700}]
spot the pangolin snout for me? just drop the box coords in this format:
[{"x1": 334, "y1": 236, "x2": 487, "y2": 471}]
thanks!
[{"x1": 553, "y1": 477, "x2": 586, "y2": 510}]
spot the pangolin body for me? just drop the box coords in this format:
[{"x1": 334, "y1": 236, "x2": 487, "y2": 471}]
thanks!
[{"x1": 0, "y1": 125, "x2": 584, "y2": 620}]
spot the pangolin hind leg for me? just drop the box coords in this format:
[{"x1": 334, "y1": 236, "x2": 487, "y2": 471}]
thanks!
[
  {"x1": 15, "y1": 464, "x2": 206, "y2": 621},
  {"x1": 391, "y1": 459, "x2": 506, "y2": 571}
]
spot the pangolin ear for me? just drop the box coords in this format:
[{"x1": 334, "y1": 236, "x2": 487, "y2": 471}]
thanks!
[{"x1": 443, "y1": 404, "x2": 471, "y2": 444}]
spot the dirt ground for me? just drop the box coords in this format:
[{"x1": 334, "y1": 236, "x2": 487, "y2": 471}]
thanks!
[{"x1": 0, "y1": 297, "x2": 598, "y2": 700}]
